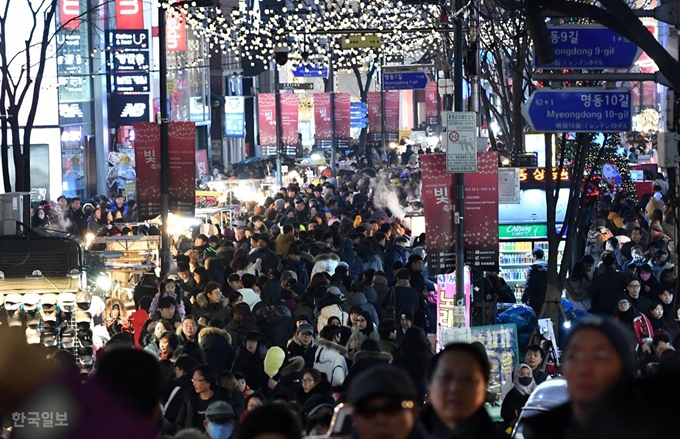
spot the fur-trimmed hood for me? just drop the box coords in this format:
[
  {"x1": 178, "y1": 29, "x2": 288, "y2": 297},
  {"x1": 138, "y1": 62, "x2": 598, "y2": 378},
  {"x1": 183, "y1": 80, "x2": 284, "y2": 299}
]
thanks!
[
  {"x1": 198, "y1": 327, "x2": 233, "y2": 346},
  {"x1": 314, "y1": 253, "x2": 341, "y2": 263},
  {"x1": 317, "y1": 338, "x2": 347, "y2": 355},
  {"x1": 353, "y1": 350, "x2": 393, "y2": 364},
  {"x1": 279, "y1": 356, "x2": 305, "y2": 377},
  {"x1": 195, "y1": 292, "x2": 228, "y2": 309},
  {"x1": 311, "y1": 253, "x2": 341, "y2": 278},
  {"x1": 105, "y1": 297, "x2": 128, "y2": 319}
]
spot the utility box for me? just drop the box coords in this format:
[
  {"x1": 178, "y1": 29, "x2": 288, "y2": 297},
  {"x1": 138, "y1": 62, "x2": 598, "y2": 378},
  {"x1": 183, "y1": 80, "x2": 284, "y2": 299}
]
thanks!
[{"x1": 0, "y1": 193, "x2": 30, "y2": 236}]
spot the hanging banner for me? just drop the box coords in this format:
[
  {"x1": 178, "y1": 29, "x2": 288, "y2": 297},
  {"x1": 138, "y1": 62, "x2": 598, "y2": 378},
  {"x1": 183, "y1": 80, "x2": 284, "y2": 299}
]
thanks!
[
  {"x1": 195, "y1": 149, "x2": 210, "y2": 180},
  {"x1": 280, "y1": 93, "x2": 299, "y2": 146},
  {"x1": 314, "y1": 93, "x2": 331, "y2": 142},
  {"x1": 166, "y1": 12, "x2": 187, "y2": 52},
  {"x1": 367, "y1": 91, "x2": 382, "y2": 141},
  {"x1": 168, "y1": 122, "x2": 196, "y2": 217},
  {"x1": 463, "y1": 151, "x2": 499, "y2": 270},
  {"x1": 436, "y1": 270, "x2": 472, "y2": 348},
  {"x1": 60, "y1": 0, "x2": 80, "y2": 30},
  {"x1": 257, "y1": 93, "x2": 277, "y2": 147},
  {"x1": 420, "y1": 153, "x2": 456, "y2": 275},
  {"x1": 115, "y1": 0, "x2": 143, "y2": 29},
  {"x1": 384, "y1": 91, "x2": 400, "y2": 140},
  {"x1": 425, "y1": 81, "x2": 439, "y2": 124},
  {"x1": 334, "y1": 92, "x2": 351, "y2": 148},
  {"x1": 132, "y1": 122, "x2": 161, "y2": 220}
]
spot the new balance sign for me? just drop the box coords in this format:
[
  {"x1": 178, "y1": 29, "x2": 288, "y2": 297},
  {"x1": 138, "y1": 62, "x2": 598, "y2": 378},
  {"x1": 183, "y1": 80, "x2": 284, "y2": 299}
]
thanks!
[
  {"x1": 110, "y1": 95, "x2": 150, "y2": 125},
  {"x1": 121, "y1": 103, "x2": 147, "y2": 118}
]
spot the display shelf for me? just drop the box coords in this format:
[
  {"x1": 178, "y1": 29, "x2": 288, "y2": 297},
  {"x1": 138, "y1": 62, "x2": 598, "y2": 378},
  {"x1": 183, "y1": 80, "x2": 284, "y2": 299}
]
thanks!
[
  {"x1": 502, "y1": 263, "x2": 533, "y2": 267},
  {"x1": 500, "y1": 250, "x2": 533, "y2": 253}
]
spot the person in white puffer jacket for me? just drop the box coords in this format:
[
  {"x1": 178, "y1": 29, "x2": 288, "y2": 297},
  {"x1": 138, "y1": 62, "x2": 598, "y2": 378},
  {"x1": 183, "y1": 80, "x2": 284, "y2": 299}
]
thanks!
[
  {"x1": 310, "y1": 253, "x2": 340, "y2": 279},
  {"x1": 313, "y1": 325, "x2": 348, "y2": 392}
]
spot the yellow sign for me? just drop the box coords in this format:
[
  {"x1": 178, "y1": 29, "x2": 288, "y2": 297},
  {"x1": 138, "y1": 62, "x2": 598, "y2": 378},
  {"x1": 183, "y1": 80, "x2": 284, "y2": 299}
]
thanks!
[
  {"x1": 167, "y1": 82, "x2": 176, "y2": 94},
  {"x1": 342, "y1": 34, "x2": 382, "y2": 49}
]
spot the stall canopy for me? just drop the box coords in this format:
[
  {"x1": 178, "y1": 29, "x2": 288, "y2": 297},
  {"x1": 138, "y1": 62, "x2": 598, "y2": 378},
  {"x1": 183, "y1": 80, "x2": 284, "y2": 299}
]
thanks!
[{"x1": 498, "y1": 188, "x2": 569, "y2": 225}]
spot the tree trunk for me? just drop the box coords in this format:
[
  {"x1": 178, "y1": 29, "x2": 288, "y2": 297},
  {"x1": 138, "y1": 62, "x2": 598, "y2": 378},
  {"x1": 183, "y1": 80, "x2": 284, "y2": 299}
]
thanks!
[
  {"x1": 10, "y1": 115, "x2": 24, "y2": 192},
  {"x1": 512, "y1": 35, "x2": 529, "y2": 152},
  {"x1": 0, "y1": 84, "x2": 10, "y2": 192}
]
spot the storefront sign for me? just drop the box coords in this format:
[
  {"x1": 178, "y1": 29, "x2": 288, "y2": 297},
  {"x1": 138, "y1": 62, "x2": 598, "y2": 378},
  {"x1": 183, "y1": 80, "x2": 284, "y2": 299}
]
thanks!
[
  {"x1": 334, "y1": 92, "x2": 351, "y2": 149},
  {"x1": 499, "y1": 224, "x2": 548, "y2": 239},
  {"x1": 168, "y1": 122, "x2": 196, "y2": 217},
  {"x1": 59, "y1": 103, "x2": 84, "y2": 125},
  {"x1": 195, "y1": 149, "x2": 210, "y2": 179},
  {"x1": 384, "y1": 91, "x2": 400, "y2": 140},
  {"x1": 257, "y1": 93, "x2": 277, "y2": 147},
  {"x1": 367, "y1": 91, "x2": 381, "y2": 141},
  {"x1": 224, "y1": 97, "x2": 245, "y2": 138},
  {"x1": 132, "y1": 122, "x2": 161, "y2": 220},
  {"x1": 280, "y1": 93, "x2": 299, "y2": 146},
  {"x1": 463, "y1": 152, "x2": 499, "y2": 270},
  {"x1": 314, "y1": 93, "x2": 331, "y2": 143},
  {"x1": 115, "y1": 0, "x2": 143, "y2": 29},
  {"x1": 56, "y1": 32, "x2": 88, "y2": 100},
  {"x1": 60, "y1": 0, "x2": 80, "y2": 30},
  {"x1": 112, "y1": 51, "x2": 149, "y2": 71},
  {"x1": 166, "y1": 13, "x2": 187, "y2": 52},
  {"x1": 107, "y1": 30, "x2": 148, "y2": 50},
  {"x1": 518, "y1": 167, "x2": 571, "y2": 184},
  {"x1": 425, "y1": 80, "x2": 439, "y2": 124},
  {"x1": 421, "y1": 153, "x2": 456, "y2": 275},
  {"x1": 110, "y1": 94, "x2": 150, "y2": 125},
  {"x1": 111, "y1": 72, "x2": 150, "y2": 93}
]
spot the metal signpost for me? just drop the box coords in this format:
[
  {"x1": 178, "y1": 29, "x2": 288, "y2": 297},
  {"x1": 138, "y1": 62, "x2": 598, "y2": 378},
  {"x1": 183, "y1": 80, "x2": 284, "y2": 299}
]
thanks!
[
  {"x1": 535, "y1": 25, "x2": 642, "y2": 69},
  {"x1": 383, "y1": 72, "x2": 429, "y2": 91},
  {"x1": 522, "y1": 88, "x2": 632, "y2": 132},
  {"x1": 445, "y1": 111, "x2": 478, "y2": 173}
]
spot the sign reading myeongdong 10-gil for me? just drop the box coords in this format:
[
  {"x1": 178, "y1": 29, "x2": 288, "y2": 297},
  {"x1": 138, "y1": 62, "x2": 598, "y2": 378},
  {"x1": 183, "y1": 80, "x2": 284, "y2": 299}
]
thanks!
[{"x1": 499, "y1": 224, "x2": 549, "y2": 239}]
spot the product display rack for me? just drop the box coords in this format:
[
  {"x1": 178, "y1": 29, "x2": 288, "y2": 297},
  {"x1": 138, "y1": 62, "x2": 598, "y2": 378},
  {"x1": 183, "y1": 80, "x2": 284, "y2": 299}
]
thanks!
[{"x1": 499, "y1": 241, "x2": 565, "y2": 301}]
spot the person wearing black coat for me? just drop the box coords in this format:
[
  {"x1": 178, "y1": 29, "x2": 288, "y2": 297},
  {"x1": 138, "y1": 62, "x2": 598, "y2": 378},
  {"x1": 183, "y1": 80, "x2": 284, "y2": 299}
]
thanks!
[
  {"x1": 522, "y1": 248, "x2": 548, "y2": 317},
  {"x1": 344, "y1": 340, "x2": 392, "y2": 391},
  {"x1": 286, "y1": 324, "x2": 317, "y2": 369},
  {"x1": 254, "y1": 281, "x2": 295, "y2": 348},
  {"x1": 392, "y1": 327, "x2": 433, "y2": 401},
  {"x1": 191, "y1": 282, "x2": 232, "y2": 326},
  {"x1": 590, "y1": 253, "x2": 628, "y2": 316},
  {"x1": 175, "y1": 365, "x2": 229, "y2": 432},
  {"x1": 163, "y1": 355, "x2": 197, "y2": 425},
  {"x1": 230, "y1": 331, "x2": 267, "y2": 392},
  {"x1": 265, "y1": 356, "x2": 306, "y2": 400},
  {"x1": 198, "y1": 327, "x2": 236, "y2": 373}
]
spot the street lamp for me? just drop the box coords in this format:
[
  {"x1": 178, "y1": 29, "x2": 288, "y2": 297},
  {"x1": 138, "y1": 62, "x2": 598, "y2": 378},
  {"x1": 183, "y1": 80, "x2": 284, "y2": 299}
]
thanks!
[
  {"x1": 274, "y1": 44, "x2": 289, "y2": 189},
  {"x1": 157, "y1": 0, "x2": 215, "y2": 277}
]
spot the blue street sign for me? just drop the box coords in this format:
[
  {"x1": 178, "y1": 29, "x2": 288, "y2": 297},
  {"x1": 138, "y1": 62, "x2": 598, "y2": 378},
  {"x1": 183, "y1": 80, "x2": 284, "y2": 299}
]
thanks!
[
  {"x1": 351, "y1": 121, "x2": 369, "y2": 128},
  {"x1": 351, "y1": 102, "x2": 368, "y2": 109},
  {"x1": 225, "y1": 113, "x2": 245, "y2": 137},
  {"x1": 535, "y1": 25, "x2": 642, "y2": 69},
  {"x1": 292, "y1": 64, "x2": 328, "y2": 78},
  {"x1": 522, "y1": 88, "x2": 632, "y2": 133},
  {"x1": 383, "y1": 72, "x2": 429, "y2": 91}
]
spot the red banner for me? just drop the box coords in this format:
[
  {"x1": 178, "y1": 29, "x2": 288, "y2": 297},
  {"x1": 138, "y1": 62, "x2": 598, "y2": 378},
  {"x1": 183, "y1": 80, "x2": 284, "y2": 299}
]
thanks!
[
  {"x1": 463, "y1": 152, "x2": 499, "y2": 270},
  {"x1": 425, "y1": 81, "x2": 439, "y2": 119},
  {"x1": 258, "y1": 93, "x2": 277, "y2": 147},
  {"x1": 384, "y1": 91, "x2": 400, "y2": 134},
  {"x1": 367, "y1": 92, "x2": 381, "y2": 139},
  {"x1": 280, "y1": 93, "x2": 299, "y2": 146},
  {"x1": 314, "y1": 93, "x2": 331, "y2": 141},
  {"x1": 421, "y1": 154, "x2": 456, "y2": 275},
  {"x1": 195, "y1": 149, "x2": 210, "y2": 179},
  {"x1": 132, "y1": 122, "x2": 161, "y2": 220},
  {"x1": 60, "y1": 0, "x2": 80, "y2": 30},
  {"x1": 115, "y1": 0, "x2": 143, "y2": 29},
  {"x1": 334, "y1": 92, "x2": 351, "y2": 146},
  {"x1": 168, "y1": 122, "x2": 196, "y2": 217},
  {"x1": 166, "y1": 12, "x2": 187, "y2": 52}
]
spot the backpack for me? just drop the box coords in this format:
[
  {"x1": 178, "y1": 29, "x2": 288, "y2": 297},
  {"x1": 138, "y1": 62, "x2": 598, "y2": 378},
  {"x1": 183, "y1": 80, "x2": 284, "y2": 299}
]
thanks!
[{"x1": 632, "y1": 313, "x2": 654, "y2": 346}]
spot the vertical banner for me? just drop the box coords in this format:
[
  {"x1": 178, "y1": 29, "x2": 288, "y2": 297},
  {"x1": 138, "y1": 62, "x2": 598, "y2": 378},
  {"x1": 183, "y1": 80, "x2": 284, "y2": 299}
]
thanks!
[
  {"x1": 384, "y1": 91, "x2": 400, "y2": 140},
  {"x1": 334, "y1": 92, "x2": 351, "y2": 148},
  {"x1": 166, "y1": 12, "x2": 187, "y2": 52},
  {"x1": 257, "y1": 93, "x2": 277, "y2": 147},
  {"x1": 168, "y1": 122, "x2": 196, "y2": 217},
  {"x1": 463, "y1": 152, "x2": 499, "y2": 270},
  {"x1": 280, "y1": 93, "x2": 299, "y2": 146},
  {"x1": 115, "y1": 0, "x2": 143, "y2": 29},
  {"x1": 314, "y1": 93, "x2": 331, "y2": 143},
  {"x1": 60, "y1": 0, "x2": 80, "y2": 30},
  {"x1": 132, "y1": 122, "x2": 161, "y2": 220},
  {"x1": 367, "y1": 91, "x2": 381, "y2": 141},
  {"x1": 420, "y1": 153, "x2": 456, "y2": 275},
  {"x1": 195, "y1": 150, "x2": 210, "y2": 180},
  {"x1": 437, "y1": 270, "x2": 472, "y2": 348},
  {"x1": 425, "y1": 81, "x2": 439, "y2": 124}
]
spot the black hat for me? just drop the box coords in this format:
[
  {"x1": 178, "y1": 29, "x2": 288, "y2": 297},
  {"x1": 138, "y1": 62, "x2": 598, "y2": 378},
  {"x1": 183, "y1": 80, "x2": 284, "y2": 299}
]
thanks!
[
  {"x1": 348, "y1": 365, "x2": 417, "y2": 407},
  {"x1": 399, "y1": 308, "x2": 413, "y2": 322}
]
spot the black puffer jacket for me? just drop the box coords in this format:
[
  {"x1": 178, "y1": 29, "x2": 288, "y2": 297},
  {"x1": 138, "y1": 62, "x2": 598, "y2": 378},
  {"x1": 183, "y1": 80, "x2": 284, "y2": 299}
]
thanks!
[
  {"x1": 231, "y1": 345, "x2": 266, "y2": 392},
  {"x1": 192, "y1": 293, "x2": 232, "y2": 326},
  {"x1": 344, "y1": 350, "x2": 392, "y2": 391},
  {"x1": 198, "y1": 327, "x2": 236, "y2": 373}
]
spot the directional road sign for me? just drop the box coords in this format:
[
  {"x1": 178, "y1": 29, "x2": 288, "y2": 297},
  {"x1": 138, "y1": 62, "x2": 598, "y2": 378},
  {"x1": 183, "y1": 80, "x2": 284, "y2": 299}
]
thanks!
[
  {"x1": 444, "y1": 111, "x2": 477, "y2": 173},
  {"x1": 292, "y1": 64, "x2": 328, "y2": 78},
  {"x1": 342, "y1": 34, "x2": 382, "y2": 49},
  {"x1": 535, "y1": 25, "x2": 642, "y2": 69},
  {"x1": 522, "y1": 88, "x2": 632, "y2": 133},
  {"x1": 383, "y1": 72, "x2": 429, "y2": 91},
  {"x1": 278, "y1": 83, "x2": 313, "y2": 90}
]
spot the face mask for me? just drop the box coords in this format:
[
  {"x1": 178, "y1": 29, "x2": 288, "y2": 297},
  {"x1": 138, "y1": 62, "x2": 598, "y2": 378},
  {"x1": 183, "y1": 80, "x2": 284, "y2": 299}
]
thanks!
[
  {"x1": 38, "y1": 214, "x2": 45, "y2": 219},
  {"x1": 518, "y1": 377, "x2": 533, "y2": 386},
  {"x1": 640, "y1": 273, "x2": 651, "y2": 281},
  {"x1": 206, "y1": 422, "x2": 233, "y2": 439}
]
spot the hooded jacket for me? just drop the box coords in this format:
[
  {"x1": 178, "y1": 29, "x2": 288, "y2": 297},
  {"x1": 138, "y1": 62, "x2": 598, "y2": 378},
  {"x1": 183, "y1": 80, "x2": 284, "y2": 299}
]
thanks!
[
  {"x1": 163, "y1": 374, "x2": 192, "y2": 425},
  {"x1": 287, "y1": 335, "x2": 317, "y2": 369},
  {"x1": 344, "y1": 350, "x2": 392, "y2": 391},
  {"x1": 231, "y1": 344, "x2": 266, "y2": 392},
  {"x1": 267, "y1": 356, "x2": 306, "y2": 400},
  {"x1": 338, "y1": 239, "x2": 363, "y2": 281},
  {"x1": 198, "y1": 327, "x2": 236, "y2": 373},
  {"x1": 311, "y1": 253, "x2": 341, "y2": 278},
  {"x1": 313, "y1": 339, "x2": 349, "y2": 390},
  {"x1": 192, "y1": 293, "x2": 231, "y2": 326},
  {"x1": 522, "y1": 259, "x2": 548, "y2": 316},
  {"x1": 344, "y1": 292, "x2": 380, "y2": 325},
  {"x1": 254, "y1": 281, "x2": 295, "y2": 348},
  {"x1": 316, "y1": 295, "x2": 349, "y2": 333}
]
